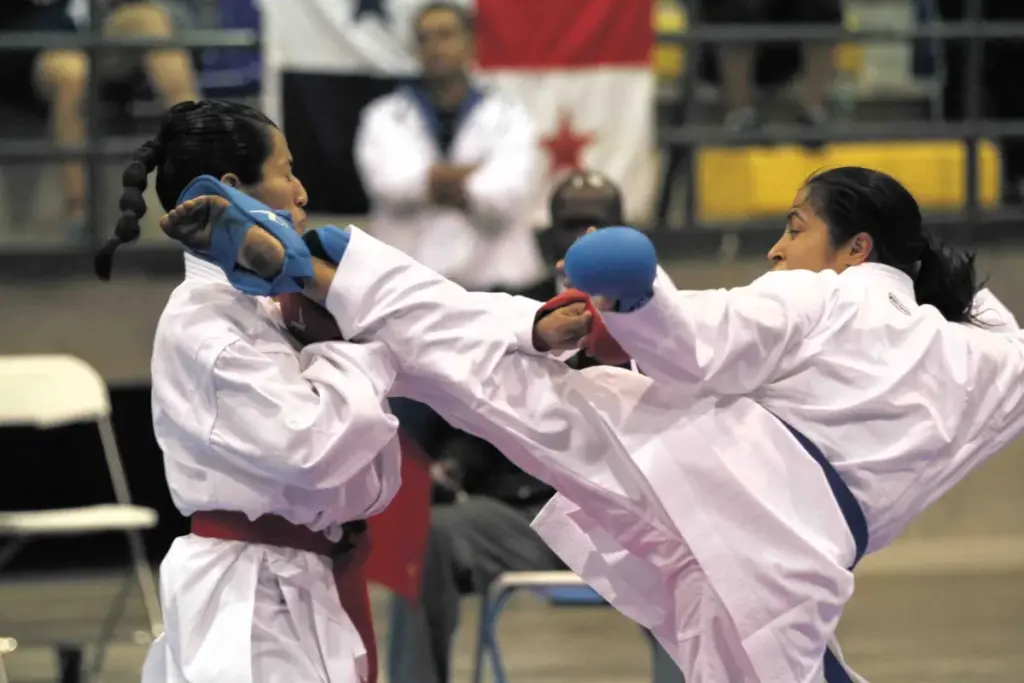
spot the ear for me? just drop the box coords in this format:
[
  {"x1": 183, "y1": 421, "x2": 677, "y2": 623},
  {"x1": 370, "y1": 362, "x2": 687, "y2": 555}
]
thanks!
[
  {"x1": 847, "y1": 232, "x2": 873, "y2": 265},
  {"x1": 220, "y1": 172, "x2": 242, "y2": 188}
]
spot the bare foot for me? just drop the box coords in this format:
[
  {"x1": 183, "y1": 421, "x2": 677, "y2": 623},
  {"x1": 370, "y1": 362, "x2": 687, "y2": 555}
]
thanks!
[{"x1": 160, "y1": 195, "x2": 286, "y2": 279}]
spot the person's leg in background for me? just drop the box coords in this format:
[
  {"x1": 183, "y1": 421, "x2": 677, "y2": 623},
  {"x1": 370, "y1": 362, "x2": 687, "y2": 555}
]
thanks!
[
  {"x1": 101, "y1": 1, "x2": 200, "y2": 106},
  {"x1": 791, "y1": 0, "x2": 841, "y2": 127},
  {"x1": 650, "y1": 633, "x2": 685, "y2": 683},
  {"x1": 387, "y1": 497, "x2": 565, "y2": 683},
  {"x1": 32, "y1": 49, "x2": 88, "y2": 227},
  {"x1": 704, "y1": 0, "x2": 763, "y2": 131},
  {"x1": 10, "y1": 2, "x2": 91, "y2": 229}
]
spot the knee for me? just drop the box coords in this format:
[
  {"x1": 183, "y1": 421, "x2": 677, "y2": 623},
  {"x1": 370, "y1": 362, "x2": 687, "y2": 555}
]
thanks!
[
  {"x1": 106, "y1": 2, "x2": 175, "y2": 37},
  {"x1": 34, "y1": 50, "x2": 89, "y2": 100}
]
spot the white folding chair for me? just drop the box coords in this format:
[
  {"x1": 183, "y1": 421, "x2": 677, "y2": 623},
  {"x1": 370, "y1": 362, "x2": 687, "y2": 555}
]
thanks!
[
  {"x1": 0, "y1": 354, "x2": 162, "y2": 680},
  {"x1": 0, "y1": 636, "x2": 16, "y2": 683}
]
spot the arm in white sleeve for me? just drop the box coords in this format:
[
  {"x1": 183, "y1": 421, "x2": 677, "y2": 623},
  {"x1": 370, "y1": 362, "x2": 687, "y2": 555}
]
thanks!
[
  {"x1": 315, "y1": 229, "x2": 669, "y2": 520},
  {"x1": 207, "y1": 337, "x2": 400, "y2": 491},
  {"x1": 598, "y1": 270, "x2": 831, "y2": 395},
  {"x1": 463, "y1": 99, "x2": 539, "y2": 232},
  {"x1": 945, "y1": 324, "x2": 1024, "y2": 467},
  {"x1": 353, "y1": 99, "x2": 431, "y2": 212},
  {"x1": 971, "y1": 288, "x2": 1019, "y2": 332}
]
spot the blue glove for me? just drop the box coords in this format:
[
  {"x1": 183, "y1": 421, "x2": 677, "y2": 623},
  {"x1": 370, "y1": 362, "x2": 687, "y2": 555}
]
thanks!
[
  {"x1": 563, "y1": 227, "x2": 657, "y2": 311},
  {"x1": 302, "y1": 226, "x2": 352, "y2": 265},
  {"x1": 176, "y1": 175, "x2": 313, "y2": 296}
]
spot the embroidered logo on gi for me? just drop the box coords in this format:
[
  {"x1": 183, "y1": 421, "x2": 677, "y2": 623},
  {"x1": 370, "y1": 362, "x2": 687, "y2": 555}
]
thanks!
[
  {"x1": 290, "y1": 307, "x2": 306, "y2": 332},
  {"x1": 251, "y1": 210, "x2": 287, "y2": 227},
  {"x1": 889, "y1": 293, "x2": 910, "y2": 315}
]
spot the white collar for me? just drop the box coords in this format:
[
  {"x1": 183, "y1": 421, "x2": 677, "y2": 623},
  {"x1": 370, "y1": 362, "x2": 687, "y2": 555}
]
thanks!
[
  {"x1": 182, "y1": 252, "x2": 285, "y2": 327},
  {"x1": 183, "y1": 252, "x2": 229, "y2": 284},
  {"x1": 839, "y1": 262, "x2": 916, "y2": 299}
]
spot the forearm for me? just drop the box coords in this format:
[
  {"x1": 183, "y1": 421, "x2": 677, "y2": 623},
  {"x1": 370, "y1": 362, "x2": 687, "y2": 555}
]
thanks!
[{"x1": 302, "y1": 257, "x2": 341, "y2": 306}]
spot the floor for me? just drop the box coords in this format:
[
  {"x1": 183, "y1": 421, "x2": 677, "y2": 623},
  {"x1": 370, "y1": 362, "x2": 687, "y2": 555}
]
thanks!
[{"x1": 0, "y1": 562, "x2": 1022, "y2": 683}]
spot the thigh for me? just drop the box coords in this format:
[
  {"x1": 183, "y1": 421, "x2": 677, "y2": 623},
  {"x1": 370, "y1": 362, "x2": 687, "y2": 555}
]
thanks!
[{"x1": 432, "y1": 496, "x2": 564, "y2": 590}]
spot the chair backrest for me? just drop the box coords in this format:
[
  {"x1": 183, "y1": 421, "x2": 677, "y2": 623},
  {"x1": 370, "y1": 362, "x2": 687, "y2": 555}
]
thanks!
[{"x1": 0, "y1": 355, "x2": 111, "y2": 428}]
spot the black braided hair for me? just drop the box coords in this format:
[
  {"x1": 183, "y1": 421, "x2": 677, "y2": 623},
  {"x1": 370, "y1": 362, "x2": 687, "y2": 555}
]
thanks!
[
  {"x1": 94, "y1": 140, "x2": 164, "y2": 280},
  {"x1": 94, "y1": 100, "x2": 277, "y2": 280}
]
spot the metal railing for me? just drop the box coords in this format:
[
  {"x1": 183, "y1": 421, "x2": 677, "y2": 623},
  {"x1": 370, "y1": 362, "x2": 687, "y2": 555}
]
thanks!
[
  {"x1": 654, "y1": 0, "x2": 1024, "y2": 242},
  {"x1": 0, "y1": 0, "x2": 1023, "y2": 272},
  {"x1": 0, "y1": 0, "x2": 258, "y2": 262}
]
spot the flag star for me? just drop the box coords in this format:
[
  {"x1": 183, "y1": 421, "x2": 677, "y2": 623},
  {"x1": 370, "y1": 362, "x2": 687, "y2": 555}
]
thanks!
[{"x1": 541, "y1": 111, "x2": 596, "y2": 175}]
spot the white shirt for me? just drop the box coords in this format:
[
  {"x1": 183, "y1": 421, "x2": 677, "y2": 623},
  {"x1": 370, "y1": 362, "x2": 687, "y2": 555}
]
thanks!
[
  {"x1": 144, "y1": 254, "x2": 404, "y2": 683},
  {"x1": 601, "y1": 265, "x2": 1024, "y2": 552},
  {"x1": 151, "y1": 255, "x2": 403, "y2": 529},
  {"x1": 353, "y1": 85, "x2": 547, "y2": 291}
]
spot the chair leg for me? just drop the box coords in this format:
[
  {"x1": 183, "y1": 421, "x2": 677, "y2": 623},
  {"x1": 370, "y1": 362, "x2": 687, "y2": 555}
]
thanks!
[
  {"x1": 486, "y1": 589, "x2": 517, "y2": 683},
  {"x1": 472, "y1": 587, "x2": 517, "y2": 683},
  {"x1": 57, "y1": 645, "x2": 84, "y2": 683},
  {"x1": 96, "y1": 419, "x2": 163, "y2": 636},
  {"x1": 87, "y1": 569, "x2": 135, "y2": 682},
  {"x1": 0, "y1": 637, "x2": 14, "y2": 683},
  {"x1": 124, "y1": 530, "x2": 163, "y2": 636}
]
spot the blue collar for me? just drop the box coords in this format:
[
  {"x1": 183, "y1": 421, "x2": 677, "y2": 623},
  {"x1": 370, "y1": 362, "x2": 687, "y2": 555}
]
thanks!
[{"x1": 402, "y1": 81, "x2": 485, "y2": 153}]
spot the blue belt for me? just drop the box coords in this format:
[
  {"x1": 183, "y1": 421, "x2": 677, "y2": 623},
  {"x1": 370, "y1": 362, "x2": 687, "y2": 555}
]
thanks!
[{"x1": 777, "y1": 419, "x2": 868, "y2": 683}]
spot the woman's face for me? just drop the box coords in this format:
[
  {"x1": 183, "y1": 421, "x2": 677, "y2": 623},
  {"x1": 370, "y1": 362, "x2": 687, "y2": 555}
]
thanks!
[
  {"x1": 229, "y1": 126, "x2": 309, "y2": 232},
  {"x1": 766, "y1": 186, "x2": 869, "y2": 273}
]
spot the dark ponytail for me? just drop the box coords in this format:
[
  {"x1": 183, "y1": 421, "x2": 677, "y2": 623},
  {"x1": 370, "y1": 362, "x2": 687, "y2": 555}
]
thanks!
[
  {"x1": 913, "y1": 236, "x2": 978, "y2": 324},
  {"x1": 94, "y1": 139, "x2": 165, "y2": 280}
]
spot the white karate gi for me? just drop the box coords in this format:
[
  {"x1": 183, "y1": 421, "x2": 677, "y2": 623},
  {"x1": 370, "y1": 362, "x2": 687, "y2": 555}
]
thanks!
[
  {"x1": 320, "y1": 228, "x2": 1024, "y2": 683},
  {"x1": 141, "y1": 255, "x2": 404, "y2": 683},
  {"x1": 353, "y1": 85, "x2": 547, "y2": 291}
]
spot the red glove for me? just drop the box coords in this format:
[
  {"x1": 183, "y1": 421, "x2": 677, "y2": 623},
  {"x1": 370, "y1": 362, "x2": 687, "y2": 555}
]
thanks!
[{"x1": 535, "y1": 289, "x2": 630, "y2": 366}]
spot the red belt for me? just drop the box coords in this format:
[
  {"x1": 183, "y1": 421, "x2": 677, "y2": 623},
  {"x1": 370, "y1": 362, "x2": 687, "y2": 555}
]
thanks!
[{"x1": 191, "y1": 511, "x2": 377, "y2": 683}]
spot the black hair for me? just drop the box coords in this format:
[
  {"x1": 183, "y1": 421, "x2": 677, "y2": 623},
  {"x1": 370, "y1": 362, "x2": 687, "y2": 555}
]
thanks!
[
  {"x1": 94, "y1": 100, "x2": 277, "y2": 280},
  {"x1": 414, "y1": 1, "x2": 474, "y2": 34},
  {"x1": 550, "y1": 170, "x2": 623, "y2": 227},
  {"x1": 803, "y1": 166, "x2": 979, "y2": 324}
]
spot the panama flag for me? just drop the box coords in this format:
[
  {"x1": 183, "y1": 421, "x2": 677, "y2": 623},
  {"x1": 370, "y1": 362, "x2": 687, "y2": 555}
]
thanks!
[
  {"x1": 259, "y1": 0, "x2": 656, "y2": 224},
  {"x1": 475, "y1": 0, "x2": 656, "y2": 223}
]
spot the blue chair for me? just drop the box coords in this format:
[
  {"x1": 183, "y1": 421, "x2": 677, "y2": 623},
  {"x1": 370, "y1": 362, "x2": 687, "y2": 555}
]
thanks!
[{"x1": 472, "y1": 570, "x2": 666, "y2": 683}]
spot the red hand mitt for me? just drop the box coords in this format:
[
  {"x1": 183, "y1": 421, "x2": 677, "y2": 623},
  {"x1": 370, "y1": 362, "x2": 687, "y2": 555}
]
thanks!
[{"x1": 536, "y1": 289, "x2": 630, "y2": 366}]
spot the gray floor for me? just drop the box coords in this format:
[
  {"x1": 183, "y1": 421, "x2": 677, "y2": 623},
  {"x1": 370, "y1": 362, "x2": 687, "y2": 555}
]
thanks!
[{"x1": 0, "y1": 564, "x2": 1022, "y2": 683}]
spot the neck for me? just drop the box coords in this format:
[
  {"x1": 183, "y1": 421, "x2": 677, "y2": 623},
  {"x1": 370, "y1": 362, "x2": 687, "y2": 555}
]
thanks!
[{"x1": 425, "y1": 73, "x2": 469, "y2": 110}]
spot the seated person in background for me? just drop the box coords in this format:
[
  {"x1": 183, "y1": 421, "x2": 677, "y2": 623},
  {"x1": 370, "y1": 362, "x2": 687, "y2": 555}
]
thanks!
[
  {"x1": 702, "y1": 0, "x2": 840, "y2": 134},
  {"x1": 387, "y1": 169, "x2": 685, "y2": 683},
  {"x1": 0, "y1": 0, "x2": 200, "y2": 235}
]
